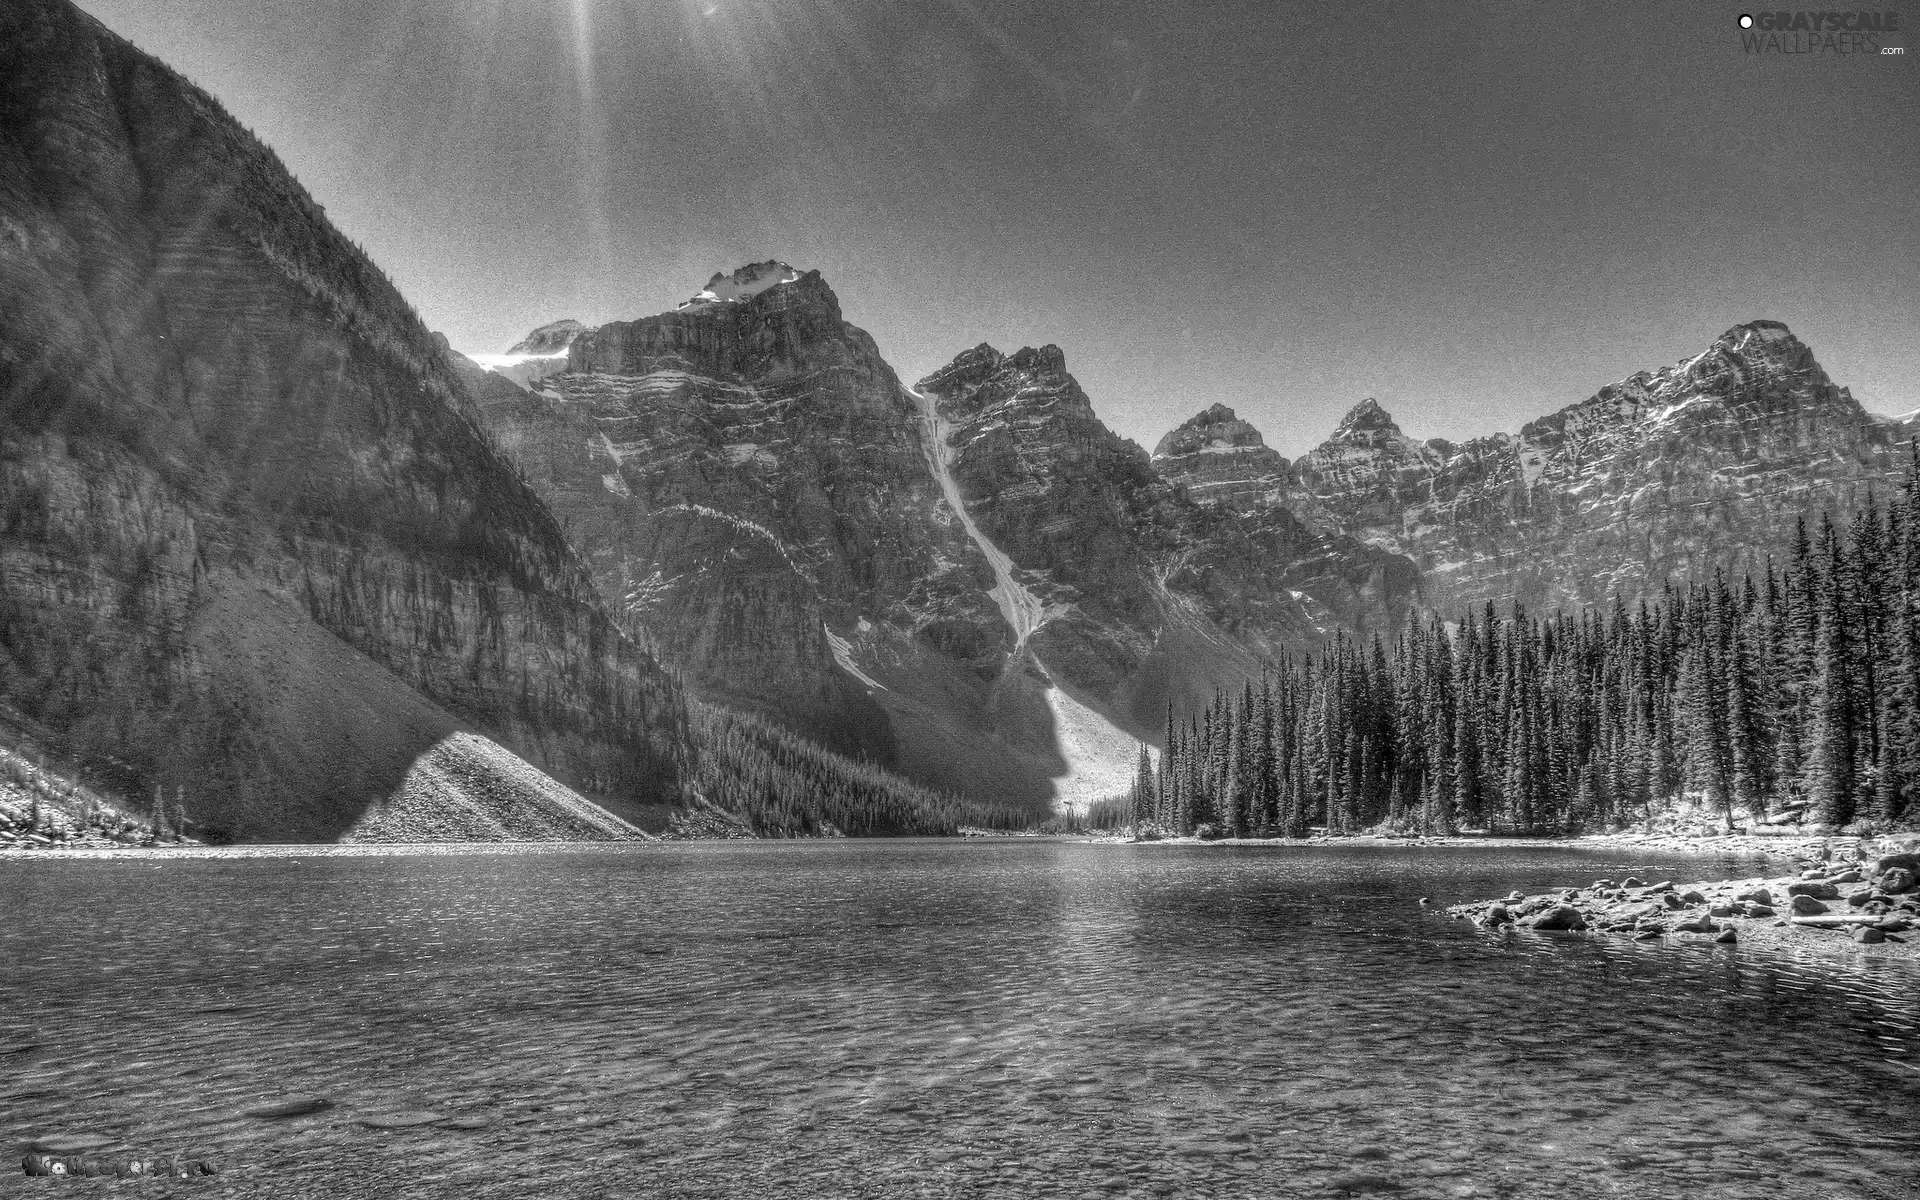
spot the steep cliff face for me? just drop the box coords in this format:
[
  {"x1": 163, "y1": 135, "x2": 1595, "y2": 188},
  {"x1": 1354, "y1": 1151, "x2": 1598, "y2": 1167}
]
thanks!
[
  {"x1": 464, "y1": 266, "x2": 1043, "y2": 797},
  {"x1": 469, "y1": 273, "x2": 1423, "y2": 808},
  {"x1": 0, "y1": 0, "x2": 680, "y2": 840},
  {"x1": 918, "y1": 346, "x2": 1419, "y2": 736},
  {"x1": 1284, "y1": 321, "x2": 1912, "y2": 613}
]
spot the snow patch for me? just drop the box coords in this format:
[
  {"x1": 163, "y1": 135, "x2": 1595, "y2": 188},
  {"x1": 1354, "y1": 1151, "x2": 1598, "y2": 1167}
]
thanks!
[
  {"x1": 657, "y1": 504, "x2": 802, "y2": 573},
  {"x1": 469, "y1": 350, "x2": 571, "y2": 392},
  {"x1": 678, "y1": 261, "x2": 801, "y2": 311},
  {"x1": 1515, "y1": 442, "x2": 1546, "y2": 490},
  {"x1": 724, "y1": 442, "x2": 776, "y2": 466},
  {"x1": 824, "y1": 624, "x2": 886, "y2": 692}
]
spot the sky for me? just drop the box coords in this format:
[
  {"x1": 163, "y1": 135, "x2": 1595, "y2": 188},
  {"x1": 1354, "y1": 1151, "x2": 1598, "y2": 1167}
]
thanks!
[{"x1": 83, "y1": 0, "x2": 1919, "y2": 457}]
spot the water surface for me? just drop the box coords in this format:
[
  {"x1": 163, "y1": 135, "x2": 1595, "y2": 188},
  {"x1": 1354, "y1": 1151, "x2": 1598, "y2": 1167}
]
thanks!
[{"x1": 3, "y1": 840, "x2": 1916, "y2": 1198}]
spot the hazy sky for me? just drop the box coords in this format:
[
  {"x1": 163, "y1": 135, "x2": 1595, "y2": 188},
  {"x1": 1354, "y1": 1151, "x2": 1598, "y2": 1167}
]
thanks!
[{"x1": 83, "y1": 0, "x2": 1917, "y2": 456}]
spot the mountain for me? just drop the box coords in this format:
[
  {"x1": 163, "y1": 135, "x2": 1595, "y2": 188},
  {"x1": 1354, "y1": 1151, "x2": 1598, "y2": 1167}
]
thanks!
[
  {"x1": 0, "y1": 0, "x2": 682, "y2": 841},
  {"x1": 468, "y1": 281, "x2": 1420, "y2": 810},
  {"x1": 1150, "y1": 403, "x2": 1291, "y2": 512},
  {"x1": 917, "y1": 345, "x2": 1417, "y2": 737},
  {"x1": 1150, "y1": 321, "x2": 1913, "y2": 623},
  {"x1": 1283, "y1": 320, "x2": 1912, "y2": 613}
]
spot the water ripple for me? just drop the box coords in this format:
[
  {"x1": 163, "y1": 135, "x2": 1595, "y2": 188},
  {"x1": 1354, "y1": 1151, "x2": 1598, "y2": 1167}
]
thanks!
[{"x1": 1, "y1": 840, "x2": 1915, "y2": 1198}]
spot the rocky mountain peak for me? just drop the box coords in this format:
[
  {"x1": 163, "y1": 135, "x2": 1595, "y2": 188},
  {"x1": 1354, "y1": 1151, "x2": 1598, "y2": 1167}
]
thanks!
[
  {"x1": 560, "y1": 264, "x2": 854, "y2": 380},
  {"x1": 1153, "y1": 403, "x2": 1271, "y2": 458},
  {"x1": 1150, "y1": 403, "x2": 1290, "y2": 513},
  {"x1": 921, "y1": 344, "x2": 1094, "y2": 428},
  {"x1": 1007, "y1": 344, "x2": 1069, "y2": 376},
  {"x1": 677, "y1": 260, "x2": 803, "y2": 310},
  {"x1": 507, "y1": 319, "x2": 586, "y2": 356},
  {"x1": 1331, "y1": 397, "x2": 1404, "y2": 443},
  {"x1": 917, "y1": 343, "x2": 1008, "y2": 396}
]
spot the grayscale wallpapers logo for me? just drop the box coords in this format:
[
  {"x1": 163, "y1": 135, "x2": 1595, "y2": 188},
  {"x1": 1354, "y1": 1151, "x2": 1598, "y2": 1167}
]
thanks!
[{"x1": 1737, "y1": 10, "x2": 1906, "y2": 53}]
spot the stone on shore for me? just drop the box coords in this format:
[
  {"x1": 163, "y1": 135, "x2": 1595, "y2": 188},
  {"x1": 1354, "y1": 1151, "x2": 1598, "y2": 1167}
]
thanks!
[
  {"x1": 1787, "y1": 881, "x2": 1840, "y2": 900},
  {"x1": 1528, "y1": 905, "x2": 1587, "y2": 931},
  {"x1": 1881, "y1": 866, "x2": 1918, "y2": 895}
]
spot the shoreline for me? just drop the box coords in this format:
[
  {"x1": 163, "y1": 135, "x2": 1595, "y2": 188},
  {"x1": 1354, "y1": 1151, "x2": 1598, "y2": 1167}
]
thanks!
[
  {"x1": 1076, "y1": 829, "x2": 1851, "y2": 859},
  {"x1": 0, "y1": 829, "x2": 1873, "y2": 859}
]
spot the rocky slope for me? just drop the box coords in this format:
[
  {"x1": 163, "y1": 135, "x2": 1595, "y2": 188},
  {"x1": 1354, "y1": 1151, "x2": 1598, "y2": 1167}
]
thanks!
[
  {"x1": 0, "y1": 0, "x2": 679, "y2": 841},
  {"x1": 467, "y1": 271, "x2": 1421, "y2": 809},
  {"x1": 1159, "y1": 322, "x2": 1913, "y2": 618}
]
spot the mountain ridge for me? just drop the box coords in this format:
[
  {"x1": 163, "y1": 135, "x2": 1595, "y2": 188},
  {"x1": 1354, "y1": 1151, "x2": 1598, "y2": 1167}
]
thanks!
[
  {"x1": 467, "y1": 266, "x2": 1419, "y2": 809},
  {"x1": 1157, "y1": 318, "x2": 1913, "y2": 615}
]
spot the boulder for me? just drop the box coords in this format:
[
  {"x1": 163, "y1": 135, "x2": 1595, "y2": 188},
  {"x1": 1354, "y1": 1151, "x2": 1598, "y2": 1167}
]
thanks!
[
  {"x1": 1745, "y1": 904, "x2": 1776, "y2": 918},
  {"x1": 1715, "y1": 928, "x2": 1738, "y2": 944},
  {"x1": 1880, "y1": 866, "x2": 1919, "y2": 895},
  {"x1": 1676, "y1": 914, "x2": 1719, "y2": 934},
  {"x1": 1786, "y1": 881, "x2": 1840, "y2": 900},
  {"x1": 1736, "y1": 888, "x2": 1773, "y2": 906},
  {"x1": 1709, "y1": 904, "x2": 1735, "y2": 918},
  {"x1": 1661, "y1": 892, "x2": 1686, "y2": 910},
  {"x1": 1853, "y1": 926, "x2": 1886, "y2": 944},
  {"x1": 1529, "y1": 905, "x2": 1588, "y2": 931},
  {"x1": 1681, "y1": 890, "x2": 1708, "y2": 905},
  {"x1": 1871, "y1": 852, "x2": 1920, "y2": 881},
  {"x1": 1790, "y1": 895, "x2": 1831, "y2": 916}
]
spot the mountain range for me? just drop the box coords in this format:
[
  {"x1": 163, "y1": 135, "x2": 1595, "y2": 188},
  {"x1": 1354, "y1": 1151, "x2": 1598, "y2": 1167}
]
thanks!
[
  {"x1": 1, "y1": 0, "x2": 1911, "y2": 838},
  {"x1": 460, "y1": 272, "x2": 1912, "y2": 812}
]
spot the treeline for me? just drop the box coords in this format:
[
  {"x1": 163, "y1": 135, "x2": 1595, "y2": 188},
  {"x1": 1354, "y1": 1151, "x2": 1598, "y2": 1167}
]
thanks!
[
  {"x1": 691, "y1": 705, "x2": 1032, "y2": 836},
  {"x1": 1133, "y1": 465, "x2": 1920, "y2": 837}
]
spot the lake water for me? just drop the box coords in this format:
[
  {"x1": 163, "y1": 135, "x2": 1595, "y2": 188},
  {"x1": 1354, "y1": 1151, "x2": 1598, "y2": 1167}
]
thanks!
[{"x1": 2, "y1": 840, "x2": 1916, "y2": 1199}]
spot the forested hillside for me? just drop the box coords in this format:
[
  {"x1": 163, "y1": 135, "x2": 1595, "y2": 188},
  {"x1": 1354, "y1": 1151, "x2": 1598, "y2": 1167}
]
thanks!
[{"x1": 1135, "y1": 456, "x2": 1920, "y2": 837}]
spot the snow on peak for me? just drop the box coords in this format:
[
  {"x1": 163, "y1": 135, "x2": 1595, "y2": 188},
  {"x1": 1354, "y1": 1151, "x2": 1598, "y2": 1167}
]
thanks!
[{"x1": 677, "y1": 261, "x2": 802, "y2": 310}]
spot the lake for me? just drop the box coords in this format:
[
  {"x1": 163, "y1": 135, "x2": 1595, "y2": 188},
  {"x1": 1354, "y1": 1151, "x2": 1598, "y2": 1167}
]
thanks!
[{"x1": 2, "y1": 840, "x2": 1916, "y2": 1198}]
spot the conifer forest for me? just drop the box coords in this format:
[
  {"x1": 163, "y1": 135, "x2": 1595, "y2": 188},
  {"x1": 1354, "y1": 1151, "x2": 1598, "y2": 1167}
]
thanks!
[{"x1": 1133, "y1": 462, "x2": 1920, "y2": 838}]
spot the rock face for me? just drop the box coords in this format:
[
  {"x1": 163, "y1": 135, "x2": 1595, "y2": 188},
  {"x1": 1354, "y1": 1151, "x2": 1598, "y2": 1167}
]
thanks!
[
  {"x1": 0, "y1": 0, "x2": 680, "y2": 840},
  {"x1": 1280, "y1": 322, "x2": 1913, "y2": 614},
  {"x1": 471, "y1": 277, "x2": 1421, "y2": 808},
  {"x1": 465, "y1": 266, "x2": 1029, "y2": 794},
  {"x1": 1150, "y1": 403, "x2": 1290, "y2": 511},
  {"x1": 915, "y1": 345, "x2": 1418, "y2": 735}
]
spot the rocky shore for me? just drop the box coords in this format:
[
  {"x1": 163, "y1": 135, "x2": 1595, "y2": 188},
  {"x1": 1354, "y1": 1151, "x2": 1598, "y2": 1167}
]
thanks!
[{"x1": 1446, "y1": 841, "x2": 1920, "y2": 961}]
